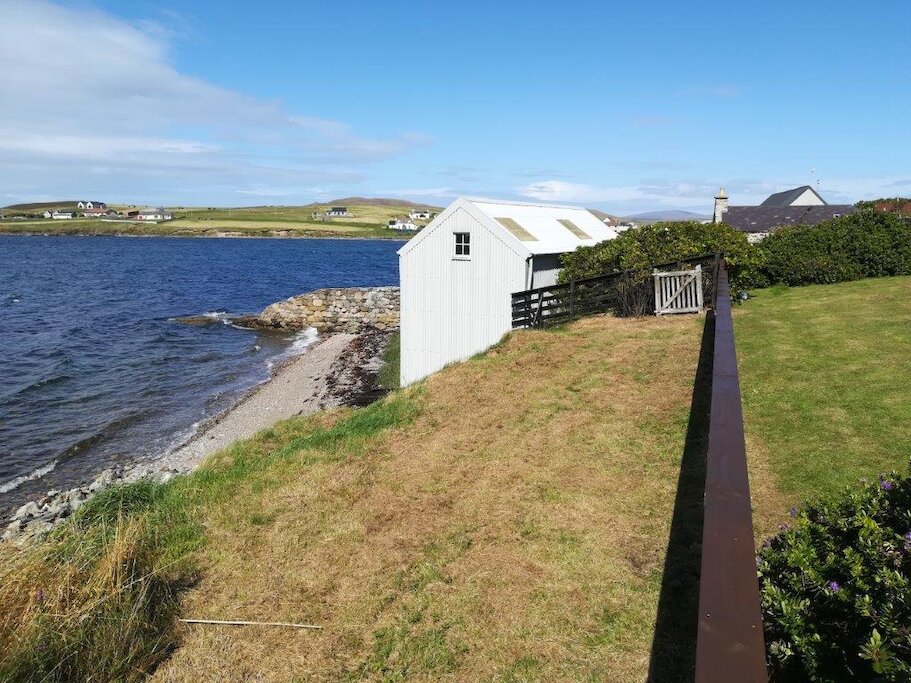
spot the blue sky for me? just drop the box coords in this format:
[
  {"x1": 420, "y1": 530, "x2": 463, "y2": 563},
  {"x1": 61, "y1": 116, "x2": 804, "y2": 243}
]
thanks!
[{"x1": 1, "y1": 0, "x2": 909, "y2": 213}]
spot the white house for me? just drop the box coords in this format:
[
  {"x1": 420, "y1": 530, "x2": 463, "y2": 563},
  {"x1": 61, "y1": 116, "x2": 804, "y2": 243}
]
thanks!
[
  {"x1": 408, "y1": 209, "x2": 434, "y2": 220},
  {"x1": 326, "y1": 206, "x2": 349, "y2": 217},
  {"x1": 76, "y1": 201, "x2": 106, "y2": 210},
  {"x1": 388, "y1": 218, "x2": 419, "y2": 231},
  {"x1": 50, "y1": 211, "x2": 73, "y2": 219},
  {"x1": 132, "y1": 208, "x2": 172, "y2": 221},
  {"x1": 398, "y1": 197, "x2": 618, "y2": 386}
]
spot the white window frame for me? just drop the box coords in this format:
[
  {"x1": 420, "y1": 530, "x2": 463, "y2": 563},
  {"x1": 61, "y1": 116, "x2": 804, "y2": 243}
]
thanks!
[{"x1": 453, "y1": 232, "x2": 471, "y2": 260}]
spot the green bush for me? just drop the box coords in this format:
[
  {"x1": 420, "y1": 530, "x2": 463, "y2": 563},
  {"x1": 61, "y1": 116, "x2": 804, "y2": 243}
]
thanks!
[
  {"x1": 759, "y1": 210, "x2": 911, "y2": 286},
  {"x1": 758, "y1": 468, "x2": 911, "y2": 681},
  {"x1": 558, "y1": 221, "x2": 765, "y2": 290}
]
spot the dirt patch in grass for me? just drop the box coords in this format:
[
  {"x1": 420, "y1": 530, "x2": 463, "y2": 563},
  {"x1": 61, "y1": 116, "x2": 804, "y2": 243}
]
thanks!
[{"x1": 151, "y1": 314, "x2": 704, "y2": 682}]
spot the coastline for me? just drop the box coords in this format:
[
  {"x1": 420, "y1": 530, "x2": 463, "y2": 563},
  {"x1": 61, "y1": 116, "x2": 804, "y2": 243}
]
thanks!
[
  {"x1": 2, "y1": 329, "x2": 395, "y2": 543},
  {"x1": 0, "y1": 230, "x2": 409, "y2": 241}
]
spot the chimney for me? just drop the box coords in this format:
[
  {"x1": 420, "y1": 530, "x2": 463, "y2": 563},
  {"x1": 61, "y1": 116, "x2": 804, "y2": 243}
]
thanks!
[{"x1": 713, "y1": 186, "x2": 729, "y2": 223}]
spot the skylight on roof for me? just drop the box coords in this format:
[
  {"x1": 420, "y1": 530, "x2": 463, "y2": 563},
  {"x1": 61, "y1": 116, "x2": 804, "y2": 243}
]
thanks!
[
  {"x1": 557, "y1": 219, "x2": 591, "y2": 240},
  {"x1": 495, "y1": 217, "x2": 538, "y2": 241}
]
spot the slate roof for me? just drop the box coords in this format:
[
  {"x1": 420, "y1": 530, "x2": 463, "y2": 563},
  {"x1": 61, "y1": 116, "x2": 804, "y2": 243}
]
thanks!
[
  {"x1": 722, "y1": 205, "x2": 855, "y2": 233},
  {"x1": 760, "y1": 185, "x2": 826, "y2": 207}
]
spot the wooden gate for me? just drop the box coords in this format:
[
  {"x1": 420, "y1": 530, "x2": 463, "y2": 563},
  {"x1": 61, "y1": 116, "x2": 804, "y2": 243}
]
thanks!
[{"x1": 654, "y1": 265, "x2": 704, "y2": 315}]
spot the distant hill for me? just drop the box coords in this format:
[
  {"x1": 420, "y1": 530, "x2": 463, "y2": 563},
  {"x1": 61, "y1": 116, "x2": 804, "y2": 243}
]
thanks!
[
  {"x1": 586, "y1": 208, "x2": 622, "y2": 223},
  {"x1": 324, "y1": 197, "x2": 442, "y2": 210},
  {"x1": 3, "y1": 200, "x2": 80, "y2": 211},
  {"x1": 623, "y1": 209, "x2": 710, "y2": 222}
]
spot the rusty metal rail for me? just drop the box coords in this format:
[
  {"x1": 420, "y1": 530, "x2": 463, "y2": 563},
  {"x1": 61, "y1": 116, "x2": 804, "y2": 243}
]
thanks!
[{"x1": 694, "y1": 264, "x2": 768, "y2": 681}]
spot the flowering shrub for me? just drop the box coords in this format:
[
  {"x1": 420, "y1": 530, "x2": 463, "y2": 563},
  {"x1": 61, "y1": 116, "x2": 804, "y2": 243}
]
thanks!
[{"x1": 758, "y1": 468, "x2": 911, "y2": 681}]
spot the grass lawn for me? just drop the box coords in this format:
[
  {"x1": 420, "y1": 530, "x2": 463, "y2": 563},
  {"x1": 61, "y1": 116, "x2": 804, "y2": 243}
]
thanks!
[
  {"x1": 735, "y1": 277, "x2": 911, "y2": 536},
  {"x1": 1, "y1": 314, "x2": 706, "y2": 682}
]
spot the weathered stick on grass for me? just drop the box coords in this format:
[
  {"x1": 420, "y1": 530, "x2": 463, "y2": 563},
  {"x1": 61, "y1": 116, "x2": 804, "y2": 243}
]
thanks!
[{"x1": 180, "y1": 618, "x2": 322, "y2": 630}]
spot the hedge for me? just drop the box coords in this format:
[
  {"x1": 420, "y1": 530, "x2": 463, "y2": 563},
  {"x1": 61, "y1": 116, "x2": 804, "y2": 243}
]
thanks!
[
  {"x1": 758, "y1": 210, "x2": 911, "y2": 286},
  {"x1": 557, "y1": 210, "x2": 911, "y2": 293}
]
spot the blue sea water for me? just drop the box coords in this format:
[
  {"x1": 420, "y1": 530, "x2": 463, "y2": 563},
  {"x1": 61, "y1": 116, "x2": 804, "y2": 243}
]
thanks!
[{"x1": 0, "y1": 235, "x2": 401, "y2": 513}]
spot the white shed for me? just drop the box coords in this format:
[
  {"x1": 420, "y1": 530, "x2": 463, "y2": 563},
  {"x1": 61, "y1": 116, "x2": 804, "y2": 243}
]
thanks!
[{"x1": 398, "y1": 197, "x2": 618, "y2": 386}]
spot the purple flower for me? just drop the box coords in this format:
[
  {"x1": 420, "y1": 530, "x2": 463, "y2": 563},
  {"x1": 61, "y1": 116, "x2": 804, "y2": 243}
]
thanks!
[
  {"x1": 35, "y1": 588, "x2": 44, "y2": 604},
  {"x1": 789, "y1": 507, "x2": 798, "y2": 518},
  {"x1": 880, "y1": 480, "x2": 894, "y2": 491},
  {"x1": 827, "y1": 581, "x2": 841, "y2": 593}
]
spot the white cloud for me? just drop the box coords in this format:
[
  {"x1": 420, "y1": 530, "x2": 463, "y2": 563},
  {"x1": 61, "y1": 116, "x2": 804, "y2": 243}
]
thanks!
[{"x1": 0, "y1": 0, "x2": 429, "y2": 204}]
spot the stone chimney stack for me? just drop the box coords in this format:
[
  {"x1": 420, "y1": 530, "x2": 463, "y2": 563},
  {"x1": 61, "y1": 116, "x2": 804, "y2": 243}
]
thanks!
[{"x1": 713, "y1": 186, "x2": 729, "y2": 224}]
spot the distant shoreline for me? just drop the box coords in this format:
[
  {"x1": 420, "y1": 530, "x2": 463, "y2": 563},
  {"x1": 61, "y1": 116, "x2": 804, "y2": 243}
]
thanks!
[{"x1": 0, "y1": 230, "x2": 409, "y2": 241}]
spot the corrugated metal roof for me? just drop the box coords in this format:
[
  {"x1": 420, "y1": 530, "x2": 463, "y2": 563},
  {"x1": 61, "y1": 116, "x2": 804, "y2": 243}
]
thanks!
[
  {"x1": 469, "y1": 198, "x2": 617, "y2": 255},
  {"x1": 398, "y1": 197, "x2": 618, "y2": 258}
]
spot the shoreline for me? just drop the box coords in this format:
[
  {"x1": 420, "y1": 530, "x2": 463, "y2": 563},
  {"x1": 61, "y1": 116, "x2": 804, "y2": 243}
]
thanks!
[
  {"x1": 0, "y1": 230, "x2": 409, "y2": 241},
  {"x1": 2, "y1": 329, "x2": 395, "y2": 543}
]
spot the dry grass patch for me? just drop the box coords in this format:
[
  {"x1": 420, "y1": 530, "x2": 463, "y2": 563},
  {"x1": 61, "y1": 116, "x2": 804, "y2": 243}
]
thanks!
[{"x1": 153, "y1": 314, "x2": 704, "y2": 682}]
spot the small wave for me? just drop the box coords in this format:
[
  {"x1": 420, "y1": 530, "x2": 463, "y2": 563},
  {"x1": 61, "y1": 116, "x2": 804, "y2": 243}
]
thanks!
[
  {"x1": 12, "y1": 372, "x2": 72, "y2": 397},
  {"x1": 290, "y1": 327, "x2": 319, "y2": 352},
  {"x1": 0, "y1": 460, "x2": 58, "y2": 494},
  {"x1": 203, "y1": 311, "x2": 232, "y2": 325}
]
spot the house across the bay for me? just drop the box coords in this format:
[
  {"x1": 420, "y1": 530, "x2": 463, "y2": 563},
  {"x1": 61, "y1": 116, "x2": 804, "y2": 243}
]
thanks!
[{"x1": 714, "y1": 185, "x2": 854, "y2": 242}]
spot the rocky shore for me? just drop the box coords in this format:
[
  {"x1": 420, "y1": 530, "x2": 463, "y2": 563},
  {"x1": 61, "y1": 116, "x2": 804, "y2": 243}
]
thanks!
[
  {"x1": 3, "y1": 288, "x2": 399, "y2": 544},
  {"x1": 238, "y1": 286, "x2": 399, "y2": 334}
]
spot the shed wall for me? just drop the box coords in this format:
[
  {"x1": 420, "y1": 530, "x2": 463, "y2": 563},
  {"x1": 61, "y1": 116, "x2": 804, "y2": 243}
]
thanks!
[
  {"x1": 400, "y1": 207, "x2": 527, "y2": 386},
  {"x1": 531, "y1": 254, "x2": 563, "y2": 288}
]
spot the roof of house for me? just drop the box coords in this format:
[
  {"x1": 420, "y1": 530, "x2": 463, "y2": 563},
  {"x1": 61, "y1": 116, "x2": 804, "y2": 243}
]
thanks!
[
  {"x1": 398, "y1": 196, "x2": 618, "y2": 258},
  {"x1": 722, "y1": 205, "x2": 855, "y2": 233},
  {"x1": 760, "y1": 185, "x2": 826, "y2": 207}
]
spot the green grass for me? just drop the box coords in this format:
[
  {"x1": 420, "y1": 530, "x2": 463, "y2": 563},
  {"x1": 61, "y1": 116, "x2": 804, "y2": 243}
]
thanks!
[
  {"x1": 378, "y1": 331, "x2": 401, "y2": 390},
  {"x1": 736, "y1": 276, "x2": 911, "y2": 503},
  {"x1": 0, "y1": 391, "x2": 422, "y2": 682}
]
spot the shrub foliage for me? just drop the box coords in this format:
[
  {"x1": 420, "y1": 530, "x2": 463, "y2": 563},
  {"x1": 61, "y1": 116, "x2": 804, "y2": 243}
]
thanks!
[
  {"x1": 758, "y1": 210, "x2": 911, "y2": 286},
  {"x1": 558, "y1": 220, "x2": 762, "y2": 289},
  {"x1": 556, "y1": 210, "x2": 911, "y2": 294},
  {"x1": 758, "y1": 468, "x2": 911, "y2": 681}
]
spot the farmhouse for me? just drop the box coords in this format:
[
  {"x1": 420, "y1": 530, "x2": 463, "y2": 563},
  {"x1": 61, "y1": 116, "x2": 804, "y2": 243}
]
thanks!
[
  {"x1": 76, "y1": 201, "x2": 106, "y2": 210},
  {"x1": 388, "y1": 218, "x2": 418, "y2": 231},
  {"x1": 714, "y1": 185, "x2": 854, "y2": 241},
  {"x1": 398, "y1": 197, "x2": 618, "y2": 386},
  {"x1": 326, "y1": 206, "x2": 349, "y2": 217},
  {"x1": 129, "y1": 208, "x2": 172, "y2": 221},
  {"x1": 408, "y1": 209, "x2": 434, "y2": 220}
]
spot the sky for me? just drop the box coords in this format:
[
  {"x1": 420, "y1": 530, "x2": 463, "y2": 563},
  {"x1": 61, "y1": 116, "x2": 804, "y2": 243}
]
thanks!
[{"x1": 1, "y1": 0, "x2": 910, "y2": 214}]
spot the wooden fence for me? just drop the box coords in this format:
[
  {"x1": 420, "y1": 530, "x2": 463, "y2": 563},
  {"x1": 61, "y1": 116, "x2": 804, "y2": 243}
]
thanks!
[
  {"x1": 695, "y1": 263, "x2": 768, "y2": 681},
  {"x1": 511, "y1": 254, "x2": 718, "y2": 329}
]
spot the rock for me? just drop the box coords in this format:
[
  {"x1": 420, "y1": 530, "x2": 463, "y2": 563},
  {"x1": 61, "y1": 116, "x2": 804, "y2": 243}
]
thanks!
[{"x1": 248, "y1": 286, "x2": 400, "y2": 334}]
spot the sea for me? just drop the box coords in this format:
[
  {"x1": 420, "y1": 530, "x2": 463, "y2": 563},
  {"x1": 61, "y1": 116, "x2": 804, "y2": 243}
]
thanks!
[{"x1": 0, "y1": 235, "x2": 402, "y2": 514}]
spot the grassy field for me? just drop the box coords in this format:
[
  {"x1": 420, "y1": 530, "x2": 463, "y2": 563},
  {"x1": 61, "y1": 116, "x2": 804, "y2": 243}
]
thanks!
[
  {"x1": 5, "y1": 277, "x2": 909, "y2": 681},
  {"x1": 0, "y1": 314, "x2": 705, "y2": 682},
  {"x1": 0, "y1": 201, "x2": 439, "y2": 239},
  {"x1": 736, "y1": 276, "x2": 911, "y2": 536}
]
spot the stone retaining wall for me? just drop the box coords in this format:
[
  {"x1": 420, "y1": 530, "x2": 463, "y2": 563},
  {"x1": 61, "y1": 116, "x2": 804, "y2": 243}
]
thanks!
[{"x1": 254, "y1": 286, "x2": 399, "y2": 334}]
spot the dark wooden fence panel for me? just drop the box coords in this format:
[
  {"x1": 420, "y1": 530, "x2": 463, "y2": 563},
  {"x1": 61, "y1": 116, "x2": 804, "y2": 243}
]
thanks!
[
  {"x1": 694, "y1": 263, "x2": 768, "y2": 682},
  {"x1": 511, "y1": 254, "x2": 719, "y2": 328}
]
